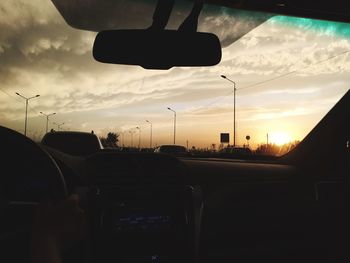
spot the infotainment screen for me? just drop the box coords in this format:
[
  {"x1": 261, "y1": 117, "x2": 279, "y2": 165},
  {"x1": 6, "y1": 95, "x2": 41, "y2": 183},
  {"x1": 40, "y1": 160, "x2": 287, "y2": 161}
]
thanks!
[
  {"x1": 91, "y1": 186, "x2": 197, "y2": 263},
  {"x1": 113, "y1": 212, "x2": 172, "y2": 233}
]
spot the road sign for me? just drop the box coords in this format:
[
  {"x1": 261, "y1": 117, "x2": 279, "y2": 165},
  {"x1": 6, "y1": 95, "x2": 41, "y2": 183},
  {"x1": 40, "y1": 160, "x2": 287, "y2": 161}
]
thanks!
[{"x1": 220, "y1": 133, "x2": 230, "y2": 143}]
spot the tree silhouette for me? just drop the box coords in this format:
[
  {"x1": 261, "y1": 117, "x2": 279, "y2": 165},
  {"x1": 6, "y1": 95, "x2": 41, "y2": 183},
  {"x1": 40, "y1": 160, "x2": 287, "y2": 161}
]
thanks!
[
  {"x1": 255, "y1": 141, "x2": 300, "y2": 156},
  {"x1": 100, "y1": 132, "x2": 119, "y2": 148}
]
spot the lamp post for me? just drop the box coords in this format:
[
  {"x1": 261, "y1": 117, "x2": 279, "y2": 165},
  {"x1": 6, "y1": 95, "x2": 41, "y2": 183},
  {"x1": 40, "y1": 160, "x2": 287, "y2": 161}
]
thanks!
[
  {"x1": 146, "y1": 120, "x2": 153, "y2": 148},
  {"x1": 58, "y1": 122, "x2": 65, "y2": 131},
  {"x1": 53, "y1": 122, "x2": 65, "y2": 131},
  {"x1": 40, "y1": 111, "x2": 56, "y2": 133},
  {"x1": 167, "y1": 107, "x2": 176, "y2": 145},
  {"x1": 121, "y1": 132, "x2": 125, "y2": 147},
  {"x1": 15, "y1": 92, "x2": 40, "y2": 136},
  {"x1": 136, "y1": 126, "x2": 141, "y2": 149},
  {"x1": 221, "y1": 75, "x2": 237, "y2": 147},
  {"x1": 129, "y1": 130, "x2": 135, "y2": 147}
]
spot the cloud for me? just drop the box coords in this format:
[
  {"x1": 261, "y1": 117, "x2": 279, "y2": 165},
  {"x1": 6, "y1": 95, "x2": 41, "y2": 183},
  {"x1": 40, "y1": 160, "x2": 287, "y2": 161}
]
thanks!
[
  {"x1": 260, "y1": 87, "x2": 321, "y2": 95},
  {"x1": 207, "y1": 17, "x2": 350, "y2": 95},
  {"x1": 247, "y1": 107, "x2": 313, "y2": 121},
  {"x1": 0, "y1": 0, "x2": 59, "y2": 27}
]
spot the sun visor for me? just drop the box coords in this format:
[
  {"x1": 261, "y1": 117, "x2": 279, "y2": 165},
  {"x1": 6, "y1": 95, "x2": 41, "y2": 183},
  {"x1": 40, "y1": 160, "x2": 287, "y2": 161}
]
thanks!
[{"x1": 51, "y1": 0, "x2": 273, "y2": 47}]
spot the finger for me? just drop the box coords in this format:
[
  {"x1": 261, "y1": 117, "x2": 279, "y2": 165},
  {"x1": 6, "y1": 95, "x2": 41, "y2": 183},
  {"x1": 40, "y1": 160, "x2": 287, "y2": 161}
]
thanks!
[
  {"x1": 57, "y1": 194, "x2": 80, "y2": 212},
  {"x1": 67, "y1": 194, "x2": 80, "y2": 202}
]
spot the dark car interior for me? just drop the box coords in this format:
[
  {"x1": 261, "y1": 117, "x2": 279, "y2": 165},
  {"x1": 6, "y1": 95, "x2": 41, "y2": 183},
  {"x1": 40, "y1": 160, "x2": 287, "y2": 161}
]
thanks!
[{"x1": 1, "y1": 1, "x2": 350, "y2": 263}]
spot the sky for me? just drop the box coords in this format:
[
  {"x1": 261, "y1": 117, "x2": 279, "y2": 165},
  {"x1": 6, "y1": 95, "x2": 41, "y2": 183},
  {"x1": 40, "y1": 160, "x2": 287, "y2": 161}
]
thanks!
[{"x1": 0, "y1": 0, "x2": 349, "y2": 149}]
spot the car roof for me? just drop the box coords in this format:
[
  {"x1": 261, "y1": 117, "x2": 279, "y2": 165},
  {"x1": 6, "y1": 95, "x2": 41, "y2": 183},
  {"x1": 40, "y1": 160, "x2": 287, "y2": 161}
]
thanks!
[
  {"x1": 44, "y1": 131, "x2": 97, "y2": 136},
  {"x1": 160, "y1": 145, "x2": 186, "y2": 147}
]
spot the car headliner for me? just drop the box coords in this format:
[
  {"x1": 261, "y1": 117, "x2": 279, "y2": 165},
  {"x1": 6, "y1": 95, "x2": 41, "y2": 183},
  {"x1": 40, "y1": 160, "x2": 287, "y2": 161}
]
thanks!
[
  {"x1": 51, "y1": 0, "x2": 350, "y2": 53},
  {"x1": 52, "y1": 0, "x2": 273, "y2": 48},
  {"x1": 52, "y1": 0, "x2": 350, "y2": 33}
]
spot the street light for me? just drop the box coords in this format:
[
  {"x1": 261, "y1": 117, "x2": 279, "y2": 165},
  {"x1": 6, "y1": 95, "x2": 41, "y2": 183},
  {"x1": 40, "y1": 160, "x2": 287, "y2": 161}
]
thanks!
[
  {"x1": 58, "y1": 122, "x2": 65, "y2": 131},
  {"x1": 129, "y1": 130, "x2": 135, "y2": 147},
  {"x1": 167, "y1": 107, "x2": 176, "y2": 145},
  {"x1": 120, "y1": 132, "x2": 125, "y2": 147},
  {"x1": 146, "y1": 120, "x2": 153, "y2": 148},
  {"x1": 40, "y1": 111, "x2": 56, "y2": 133},
  {"x1": 221, "y1": 75, "x2": 237, "y2": 147},
  {"x1": 15, "y1": 92, "x2": 40, "y2": 136},
  {"x1": 53, "y1": 122, "x2": 65, "y2": 131},
  {"x1": 136, "y1": 126, "x2": 141, "y2": 149}
]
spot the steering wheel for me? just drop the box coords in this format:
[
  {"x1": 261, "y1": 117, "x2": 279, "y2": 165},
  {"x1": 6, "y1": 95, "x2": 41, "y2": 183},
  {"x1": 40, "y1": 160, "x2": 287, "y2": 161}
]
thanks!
[
  {"x1": 0, "y1": 126, "x2": 68, "y2": 262},
  {"x1": 0, "y1": 126, "x2": 68, "y2": 203}
]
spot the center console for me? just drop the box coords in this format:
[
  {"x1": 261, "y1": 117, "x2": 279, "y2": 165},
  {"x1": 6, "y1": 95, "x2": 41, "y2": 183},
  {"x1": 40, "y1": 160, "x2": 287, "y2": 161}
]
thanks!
[{"x1": 87, "y1": 185, "x2": 202, "y2": 263}]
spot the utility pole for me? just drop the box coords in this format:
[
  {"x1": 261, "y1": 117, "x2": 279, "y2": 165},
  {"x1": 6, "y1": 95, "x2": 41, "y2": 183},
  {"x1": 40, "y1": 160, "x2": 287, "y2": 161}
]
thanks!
[
  {"x1": 15, "y1": 92, "x2": 40, "y2": 136},
  {"x1": 267, "y1": 133, "x2": 269, "y2": 151},
  {"x1": 146, "y1": 120, "x2": 153, "y2": 148},
  {"x1": 221, "y1": 75, "x2": 237, "y2": 147},
  {"x1": 121, "y1": 132, "x2": 125, "y2": 147},
  {"x1": 167, "y1": 107, "x2": 176, "y2": 144},
  {"x1": 53, "y1": 122, "x2": 65, "y2": 131},
  {"x1": 129, "y1": 130, "x2": 135, "y2": 147},
  {"x1": 40, "y1": 111, "x2": 56, "y2": 133},
  {"x1": 136, "y1": 126, "x2": 141, "y2": 149}
]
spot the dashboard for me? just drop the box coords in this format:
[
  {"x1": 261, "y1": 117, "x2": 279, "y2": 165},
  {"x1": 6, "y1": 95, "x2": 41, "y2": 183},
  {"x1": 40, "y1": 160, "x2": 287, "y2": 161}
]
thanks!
[
  {"x1": 41, "y1": 147, "x2": 349, "y2": 263},
  {"x1": 52, "y1": 151, "x2": 205, "y2": 263}
]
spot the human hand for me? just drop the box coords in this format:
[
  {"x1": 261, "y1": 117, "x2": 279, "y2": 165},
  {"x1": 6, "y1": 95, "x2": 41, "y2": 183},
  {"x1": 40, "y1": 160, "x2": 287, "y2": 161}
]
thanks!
[{"x1": 32, "y1": 194, "x2": 87, "y2": 251}]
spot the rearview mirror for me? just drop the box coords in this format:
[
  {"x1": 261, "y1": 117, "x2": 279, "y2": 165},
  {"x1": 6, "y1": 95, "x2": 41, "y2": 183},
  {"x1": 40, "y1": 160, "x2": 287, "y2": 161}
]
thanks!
[{"x1": 93, "y1": 30, "x2": 222, "y2": 69}]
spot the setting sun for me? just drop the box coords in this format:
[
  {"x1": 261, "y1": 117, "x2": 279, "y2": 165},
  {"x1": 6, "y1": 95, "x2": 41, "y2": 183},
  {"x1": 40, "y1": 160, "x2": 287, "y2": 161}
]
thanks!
[{"x1": 269, "y1": 132, "x2": 292, "y2": 145}]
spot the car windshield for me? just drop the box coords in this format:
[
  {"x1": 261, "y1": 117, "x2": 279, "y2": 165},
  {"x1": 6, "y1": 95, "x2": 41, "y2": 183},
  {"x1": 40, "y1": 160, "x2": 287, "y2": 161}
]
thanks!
[{"x1": 0, "y1": 0, "x2": 349, "y2": 157}]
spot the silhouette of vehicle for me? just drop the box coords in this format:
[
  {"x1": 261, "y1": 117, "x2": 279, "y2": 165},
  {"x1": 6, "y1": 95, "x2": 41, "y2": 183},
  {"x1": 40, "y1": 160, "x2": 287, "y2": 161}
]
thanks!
[
  {"x1": 154, "y1": 144, "x2": 190, "y2": 157},
  {"x1": 1, "y1": 1, "x2": 350, "y2": 263},
  {"x1": 140, "y1": 148, "x2": 154, "y2": 153},
  {"x1": 41, "y1": 130, "x2": 103, "y2": 156},
  {"x1": 218, "y1": 146, "x2": 252, "y2": 158}
]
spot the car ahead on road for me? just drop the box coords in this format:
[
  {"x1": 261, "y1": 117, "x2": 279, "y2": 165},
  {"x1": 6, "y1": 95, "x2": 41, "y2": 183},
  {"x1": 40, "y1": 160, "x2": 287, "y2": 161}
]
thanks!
[
  {"x1": 154, "y1": 144, "x2": 190, "y2": 157},
  {"x1": 41, "y1": 130, "x2": 103, "y2": 156},
  {"x1": 218, "y1": 146, "x2": 252, "y2": 158}
]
